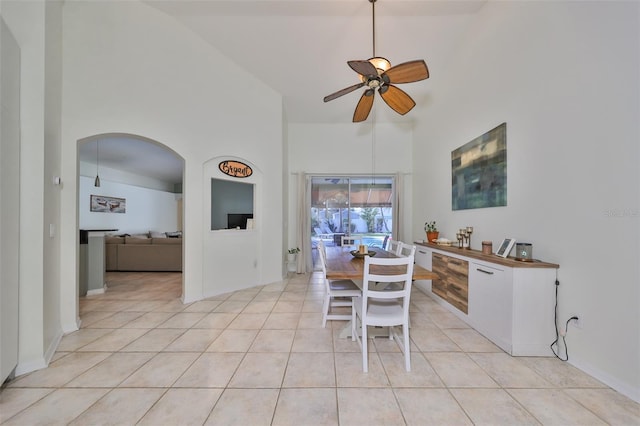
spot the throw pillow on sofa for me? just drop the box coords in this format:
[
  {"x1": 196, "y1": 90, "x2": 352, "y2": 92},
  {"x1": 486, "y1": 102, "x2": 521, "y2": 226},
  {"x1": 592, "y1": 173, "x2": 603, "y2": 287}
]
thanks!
[
  {"x1": 125, "y1": 236, "x2": 152, "y2": 245},
  {"x1": 130, "y1": 233, "x2": 150, "y2": 239}
]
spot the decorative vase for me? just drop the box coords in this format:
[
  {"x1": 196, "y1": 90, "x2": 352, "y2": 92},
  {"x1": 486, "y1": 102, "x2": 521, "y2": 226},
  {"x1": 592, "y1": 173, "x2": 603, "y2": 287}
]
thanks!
[
  {"x1": 426, "y1": 231, "x2": 439, "y2": 242},
  {"x1": 287, "y1": 253, "x2": 297, "y2": 272}
]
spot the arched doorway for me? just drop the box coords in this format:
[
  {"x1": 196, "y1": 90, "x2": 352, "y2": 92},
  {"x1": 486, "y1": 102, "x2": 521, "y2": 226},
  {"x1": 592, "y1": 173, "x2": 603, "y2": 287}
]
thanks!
[{"x1": 76, "y1": 134, "x2": 185, "y2": 305}]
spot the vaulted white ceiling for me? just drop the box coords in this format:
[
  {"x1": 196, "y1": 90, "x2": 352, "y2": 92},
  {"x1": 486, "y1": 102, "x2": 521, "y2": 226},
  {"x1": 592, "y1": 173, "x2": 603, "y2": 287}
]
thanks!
[
  {"x1": 79, "y1": 0, "x2": 486, "y2": 185},
  {"x1": 145, "y1": 0, "x2": 485, "y2": 123}
]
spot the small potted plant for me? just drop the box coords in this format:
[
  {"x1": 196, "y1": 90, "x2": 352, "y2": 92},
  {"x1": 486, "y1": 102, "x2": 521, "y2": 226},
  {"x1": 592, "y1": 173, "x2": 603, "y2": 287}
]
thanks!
[
  {"x1": 287, "y1": 247, "x2": 300, "y2": 272},
  {"x1": 424, "y1": 221, "x2": 439, "y2": 243},
  {"x1": 287, "y1": 247, "x2": 300, "y2": 261}
]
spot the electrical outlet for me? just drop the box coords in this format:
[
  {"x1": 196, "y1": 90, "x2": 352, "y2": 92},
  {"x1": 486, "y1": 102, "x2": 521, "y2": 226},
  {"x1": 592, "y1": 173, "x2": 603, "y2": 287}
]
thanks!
[{"x1": 568, "y1": 315, "x2": 582, "y2": 329}]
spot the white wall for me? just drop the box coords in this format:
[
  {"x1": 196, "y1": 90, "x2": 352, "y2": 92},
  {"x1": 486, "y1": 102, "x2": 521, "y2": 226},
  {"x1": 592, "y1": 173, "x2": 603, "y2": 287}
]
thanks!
[
  {"x1": 412, "y1": 1, "x2": 639, "y2": 401},
  {"x1": 0, "y1": 14, "x2": 22, "y2": 382},
  {"x1": 42, "y1": 0, "x2": 63, "y2": 362},
  {"x1": 289, "y1": 121, "x2": 413, "y2": 175},
  {"x1": 59, "y1": 0, "x2": 283, "y2": 329},
  {"x1": 1, "y1": 0, "x2": 64, "y2": 376},
  {"x1": 79, "y1": 176, "x2": 180, "y2": 234},
  {"x1": 203, "y1": 157, "x2": 262, "y2": 296},
  {"x1": 282, "y1": 113, "x2": 289, "y2": 273},
  {"x1": 1, "y1": 0, "x2": 284, "y2": 377}
]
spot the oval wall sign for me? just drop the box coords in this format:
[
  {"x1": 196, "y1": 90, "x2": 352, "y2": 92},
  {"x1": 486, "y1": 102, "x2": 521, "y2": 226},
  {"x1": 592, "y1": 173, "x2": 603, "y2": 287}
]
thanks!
[{"x1": 218, "y1": 160, "x2": 253, "y2": 178}]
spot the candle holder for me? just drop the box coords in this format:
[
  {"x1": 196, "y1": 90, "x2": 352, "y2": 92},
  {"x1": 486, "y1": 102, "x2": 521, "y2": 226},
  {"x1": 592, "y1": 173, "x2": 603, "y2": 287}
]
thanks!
[
  {"x1": 462, "y1": 232, "x2": 470, "y2": 249},
  {"x1": 456, "y1": 232, "x2": 464, "y2": 248},
  {"x1": 465, "y1": 227, "x2": 473, "y2": 249}
]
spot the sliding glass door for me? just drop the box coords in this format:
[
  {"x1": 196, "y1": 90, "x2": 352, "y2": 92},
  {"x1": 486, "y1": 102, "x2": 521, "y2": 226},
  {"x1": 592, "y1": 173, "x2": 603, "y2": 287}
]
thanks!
[{"x1": 310, "y1": 176, "x2": 394, "y2": 248}]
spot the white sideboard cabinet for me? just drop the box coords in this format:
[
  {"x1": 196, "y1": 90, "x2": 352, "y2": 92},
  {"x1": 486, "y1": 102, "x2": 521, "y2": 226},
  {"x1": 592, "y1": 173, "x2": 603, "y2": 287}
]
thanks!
[{"x1": 414, "y1": 242, "x2": 559, "y2": 356}]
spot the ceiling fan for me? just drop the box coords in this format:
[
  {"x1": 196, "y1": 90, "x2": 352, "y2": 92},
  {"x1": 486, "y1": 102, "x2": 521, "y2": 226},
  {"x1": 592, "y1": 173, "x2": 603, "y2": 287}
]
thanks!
[{"x1": 323, "y1": 0, "x2": 429, "y2": 122}]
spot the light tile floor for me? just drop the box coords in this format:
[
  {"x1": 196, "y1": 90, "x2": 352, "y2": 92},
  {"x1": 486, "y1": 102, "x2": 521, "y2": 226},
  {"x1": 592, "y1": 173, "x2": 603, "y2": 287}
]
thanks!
[{"x1": 2, "y1": 271, "x2": 639, "y2": 425}]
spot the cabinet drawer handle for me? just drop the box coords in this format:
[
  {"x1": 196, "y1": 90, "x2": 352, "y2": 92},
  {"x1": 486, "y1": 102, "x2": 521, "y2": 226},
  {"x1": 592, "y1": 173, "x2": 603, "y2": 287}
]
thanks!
[
  {"x1": 418, "y1": 250, "x2": 427, "y2": 254},
  {"x1": 476, "y1": 268, "x2": 494, "y2": 275}
]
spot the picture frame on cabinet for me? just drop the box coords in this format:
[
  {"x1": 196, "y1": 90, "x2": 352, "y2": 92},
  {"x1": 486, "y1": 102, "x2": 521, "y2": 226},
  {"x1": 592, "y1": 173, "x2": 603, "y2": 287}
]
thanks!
[{"x1": 496, "y1": 238, "x2": 516, "y2": 258}]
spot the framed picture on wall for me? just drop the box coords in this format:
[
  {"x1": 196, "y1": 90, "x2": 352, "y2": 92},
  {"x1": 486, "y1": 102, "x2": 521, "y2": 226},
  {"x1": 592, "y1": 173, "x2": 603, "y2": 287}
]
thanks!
[
  {"x1": 452, "y1": 123, "x2": 507, "y2": 210},
  {"x1": 90, "y1": 195, "x2": 126, "y2": 213}
]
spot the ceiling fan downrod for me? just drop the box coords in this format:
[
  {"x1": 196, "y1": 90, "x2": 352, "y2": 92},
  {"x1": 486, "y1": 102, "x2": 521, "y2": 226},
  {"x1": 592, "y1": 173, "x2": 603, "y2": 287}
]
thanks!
[
  {"x1": 367, "y1": 0, "x2": 390, "y2": 76},
  {"x1": 370, "y1": 0, "x2": 377, "y2": 59}
]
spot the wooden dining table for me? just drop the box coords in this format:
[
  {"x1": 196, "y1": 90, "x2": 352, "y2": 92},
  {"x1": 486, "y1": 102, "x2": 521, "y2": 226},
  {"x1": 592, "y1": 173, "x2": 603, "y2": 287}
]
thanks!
[
  {"x1": 324, "y1": 245, "x2": 438, "y2": 338},
  {"x1": 324, "y1": 245, "x2": 438, "y2": 281}
]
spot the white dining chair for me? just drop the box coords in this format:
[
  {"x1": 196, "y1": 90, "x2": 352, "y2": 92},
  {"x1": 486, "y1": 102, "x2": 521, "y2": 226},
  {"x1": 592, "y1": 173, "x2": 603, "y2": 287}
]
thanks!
[
  {"x1": 398, "y1": 242, "x2": 416, "y2": 258},
  {"x1": 341, "y1": 235, "x2": 362, "y2": 249},
  {"x1": 382, "y1": 242, "x2": 417, "y2": 293},
  {"x1": 317, "y1": 240, "x2": 362, "y2": 328},
  {"x1": 352, "y1": 254, "x2": 414, "y2": 372},
  {"x1": 385, "y1": 239, "x2": 402, "y2": 256}
]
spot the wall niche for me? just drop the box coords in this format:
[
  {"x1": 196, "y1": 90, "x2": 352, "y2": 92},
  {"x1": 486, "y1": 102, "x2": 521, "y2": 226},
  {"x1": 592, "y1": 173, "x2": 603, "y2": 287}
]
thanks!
[{"x1": 210, "y1": 178, "x2": 254, "y2": 230}]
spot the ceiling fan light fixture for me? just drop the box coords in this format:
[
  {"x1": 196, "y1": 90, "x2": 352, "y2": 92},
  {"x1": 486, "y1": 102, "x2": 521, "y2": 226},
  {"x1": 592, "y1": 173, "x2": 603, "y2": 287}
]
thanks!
[
  {"x1": 368, "y1": 56, "x2": 391, "y2": 73},
  {"x1": 357, "y1": 57, "x2": 390, "y2": 83},
  {"x1": 323, "y1": 0, "x2": 429, "y2": 122}
]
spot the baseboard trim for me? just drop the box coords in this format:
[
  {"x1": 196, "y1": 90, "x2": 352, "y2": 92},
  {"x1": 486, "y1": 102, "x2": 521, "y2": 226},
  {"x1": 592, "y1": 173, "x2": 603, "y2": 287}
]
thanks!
[
  {"x1": 86, "y1": 284, "x2": 106, "y2": 296},
  {"x1": 569, "y1": 356, "x2": 640, "y2": 403},
  {"x1": 61, "y1": 317, "x2": 81, "y2": 334},
  {"x1": 44, "y1": 330, "x2": 63, "y2": 365},
  {"x1": 14, "y1": 357, "x2": 47, "y2": 377}
]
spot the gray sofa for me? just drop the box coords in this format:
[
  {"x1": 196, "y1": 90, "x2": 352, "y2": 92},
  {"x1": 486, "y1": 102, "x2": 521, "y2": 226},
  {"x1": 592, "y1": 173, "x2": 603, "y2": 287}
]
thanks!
[{"x1": 105, "y1": 236, "x2": 182, "y2": 272}]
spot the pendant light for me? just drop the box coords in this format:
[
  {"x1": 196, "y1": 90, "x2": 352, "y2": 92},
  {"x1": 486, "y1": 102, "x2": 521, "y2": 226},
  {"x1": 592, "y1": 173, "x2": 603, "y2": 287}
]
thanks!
[{"x1": 94, "y1": 140, "x2": 101, "y2": 187}]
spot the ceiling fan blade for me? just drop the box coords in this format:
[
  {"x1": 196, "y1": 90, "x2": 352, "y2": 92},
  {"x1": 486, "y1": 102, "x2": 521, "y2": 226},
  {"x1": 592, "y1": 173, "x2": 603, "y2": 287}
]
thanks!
[
  {"x1": 323, "y1": 82, "x2": 366, "y2": 102},
  {"x1": 384, "y1": 60, "x2": 429, "y2": 84},
  {"x1": 353, "y1": 89, "x2": 375, "y2": 122},
  {"x1": 379, "y1": 85, "x2": 416, "y2": 115},
  {"x1": 348, "y1": 60, "x2": 378, "y2": 77}
]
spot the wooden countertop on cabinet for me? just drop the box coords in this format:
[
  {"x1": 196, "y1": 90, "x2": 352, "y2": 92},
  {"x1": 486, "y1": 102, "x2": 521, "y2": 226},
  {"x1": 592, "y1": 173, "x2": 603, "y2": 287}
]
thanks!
[{"x1": 415, "y1": 241, "x2": 559, "y2": 269}]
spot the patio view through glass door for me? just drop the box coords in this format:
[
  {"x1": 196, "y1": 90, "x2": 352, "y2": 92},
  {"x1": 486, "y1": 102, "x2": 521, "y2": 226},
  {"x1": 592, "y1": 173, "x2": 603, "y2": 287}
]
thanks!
[{"x1": 311, "y1": 176, "x2": 394, "y2": 248}]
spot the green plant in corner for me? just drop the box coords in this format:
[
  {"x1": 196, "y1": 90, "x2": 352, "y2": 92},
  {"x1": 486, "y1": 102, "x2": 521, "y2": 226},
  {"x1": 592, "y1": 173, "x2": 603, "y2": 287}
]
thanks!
[
  {"x1": 288, "y1": 247, "x2": 301, "y2": 254},
  {"x1": 424, "y1": 221, "x2": 437, "y2": 232}
]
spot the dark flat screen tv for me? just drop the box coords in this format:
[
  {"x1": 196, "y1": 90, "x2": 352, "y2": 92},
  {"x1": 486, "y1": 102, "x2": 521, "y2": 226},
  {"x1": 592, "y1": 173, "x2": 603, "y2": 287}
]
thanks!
[{"x1": 228, "y1": 213, "x2": 253, "y2": 229}]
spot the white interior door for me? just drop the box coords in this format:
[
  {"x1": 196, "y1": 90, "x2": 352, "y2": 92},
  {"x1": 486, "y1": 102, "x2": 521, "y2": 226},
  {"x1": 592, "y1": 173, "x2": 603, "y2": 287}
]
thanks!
[{"x1": 0, "y1": 17, "x2": 21, "y2": 382}]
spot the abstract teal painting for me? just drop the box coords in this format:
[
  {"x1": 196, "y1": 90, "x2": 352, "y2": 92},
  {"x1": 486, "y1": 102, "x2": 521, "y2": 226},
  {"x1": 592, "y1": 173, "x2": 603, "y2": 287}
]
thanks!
[{"x1": 452, "y1": 123, "x2": 507, "y2": 210}]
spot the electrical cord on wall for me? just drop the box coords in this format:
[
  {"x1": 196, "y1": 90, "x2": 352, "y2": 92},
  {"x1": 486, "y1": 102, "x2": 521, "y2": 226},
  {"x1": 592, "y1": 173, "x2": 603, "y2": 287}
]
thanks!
[{"x1": 550, "y1": 279, "x2": 578, "y2": 361}]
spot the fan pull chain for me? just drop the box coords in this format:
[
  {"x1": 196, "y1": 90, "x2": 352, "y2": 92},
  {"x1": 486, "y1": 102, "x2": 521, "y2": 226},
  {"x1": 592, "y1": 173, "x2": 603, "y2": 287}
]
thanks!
[{"x1": 371, "y1": 105, "x2": 376, "y2": 184}]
